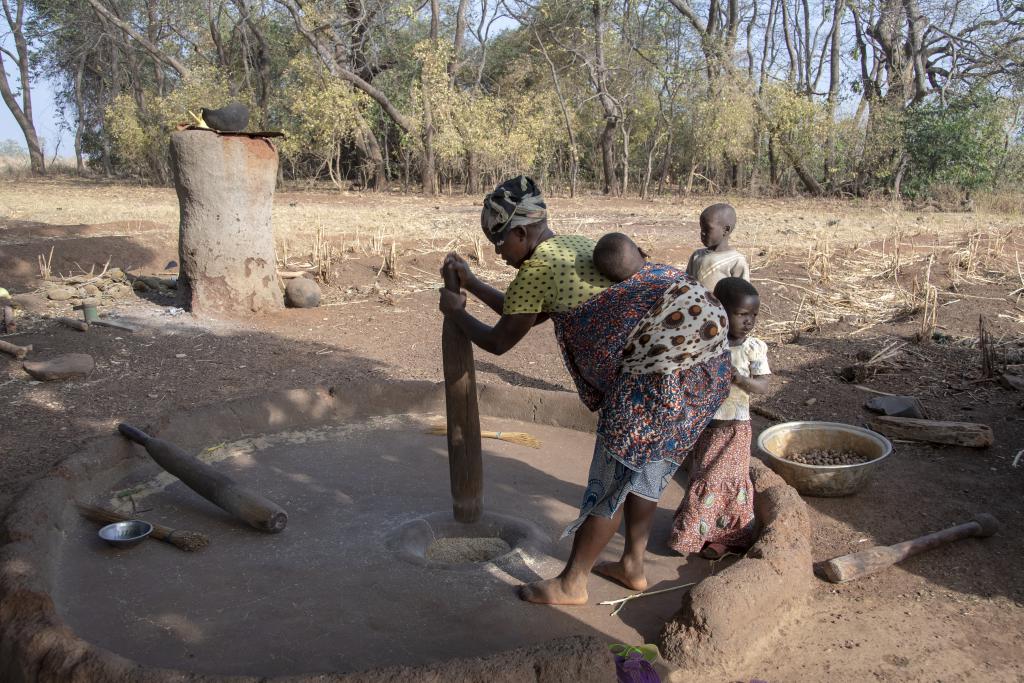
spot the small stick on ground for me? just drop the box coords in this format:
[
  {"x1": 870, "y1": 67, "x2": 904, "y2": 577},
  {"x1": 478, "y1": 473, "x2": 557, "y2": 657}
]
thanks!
[
  {"x1": 2, "y1": 305, "x2": 15, "y2": 333},
  {"x1": 0, "y1": 339, "x2": 32, "y2": 360},
  {"x1": 598, "y1": 581, "x2": 696, "y2": 616},
  {"x1": 56, "y1": 317, "x2": 89, "y2": 331}
]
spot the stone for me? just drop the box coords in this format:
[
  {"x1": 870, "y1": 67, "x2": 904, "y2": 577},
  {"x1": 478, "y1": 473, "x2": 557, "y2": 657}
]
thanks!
[
  {"x1": 285, "y1": 277, "x2": 321, "y2": 308},
  {"x1": 865, "y1": 395, "x2": 926, "y2": 419},
  {"x1": 105, "y1": 268, "x2": 125, "y2": 281},
  {"x1": 22, "y1": 354, "x2": 95, "y2": 381},
  {"x1": 10, "y1": 293, "x2": 47, "y2": 313},
  {"x1": 170, "y1": 130, "x2": 283, "y2": 315},
  {"x1": 132, "y1": 280, "x2": 150, "y2": 292},
  {"x1": 83, "y1": 284, "x2": 101, "y2": 297},
  {"x1": 47, "y1": 288, "x2": 75, "y2": 301}
]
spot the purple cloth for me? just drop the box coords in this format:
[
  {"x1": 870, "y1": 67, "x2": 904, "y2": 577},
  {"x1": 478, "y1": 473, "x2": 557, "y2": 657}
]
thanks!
[{"x1": 614, "y1": 651, "x2": 660, "y2": 682}]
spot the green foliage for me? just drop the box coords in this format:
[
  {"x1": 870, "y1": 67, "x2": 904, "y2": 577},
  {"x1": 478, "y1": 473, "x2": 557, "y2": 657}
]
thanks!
[
  {"x1": 23, "y1": 0, "x2": 1022, "y2": 202},
  {"x1": 689, "y1": 73, "x2": 757, "y2": 167},
  {"x1": 407, "y1": 41, "x2": 564, "y2": 183},
  {"x1": 758, "y1": 83, "x2": 829, "y2": 159},
  {"x1": 277, "y1": 55, "x2": 369, "y2": 183},
  {"x1": 105, "y1": 66, "x2": 236, "y2": 179},
  {"x1": 902, "y1": 91, "x2": 1009, "y2": 198}
]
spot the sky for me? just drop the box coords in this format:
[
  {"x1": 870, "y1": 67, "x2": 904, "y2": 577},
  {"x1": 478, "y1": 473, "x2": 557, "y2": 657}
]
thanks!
[{"x1": 1, "y1": 31, "x2": 75, "y2": 159}]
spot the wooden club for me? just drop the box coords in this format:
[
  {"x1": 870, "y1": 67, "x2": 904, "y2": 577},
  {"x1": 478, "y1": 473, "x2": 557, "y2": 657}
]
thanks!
[
  {"x1": 821, "y1": 513, "x2": 1000, "y2": 583},
  {"x1": 441, "y1": 263, "x2": 483, "y2": 524},
  {"x1": 0, "y1": 339, "x2": 32, "y2": 360},
  {"x1": 117, "y1": 423, "x2": 288, "y2": 533}
]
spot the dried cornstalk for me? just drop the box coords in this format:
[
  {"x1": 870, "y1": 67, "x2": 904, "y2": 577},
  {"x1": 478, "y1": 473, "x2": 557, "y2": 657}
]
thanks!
[
  {"x1": 473, "y1": 235, "x2": 486, "y2": 266},
  {"x1": 378, "y1": 240, "x2": 399, "y2": 279},
  {"x1": 918, "y1": 255, "x2": 938, "y2": 342},
  {"x1": 808, "y1": 236, "x2": 832, "y2": 283},
  {"x1": 979, "y1": 315, "x2": 996, "y2": 379},
  {"x1": 37, "y1": 246, "x2": 54, "y2": 280},
  {"x1": 312, "y1": 223, "x2": 333, "y2": 284},
  {"x1": 370, "y1": 227, "x2": 385, "y2": 256}
]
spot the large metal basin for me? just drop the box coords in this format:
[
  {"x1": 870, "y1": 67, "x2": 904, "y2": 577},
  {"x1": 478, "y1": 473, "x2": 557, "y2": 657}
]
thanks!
[{"x1": 756, "y1": 421, "x2": 892, "y2": 497}]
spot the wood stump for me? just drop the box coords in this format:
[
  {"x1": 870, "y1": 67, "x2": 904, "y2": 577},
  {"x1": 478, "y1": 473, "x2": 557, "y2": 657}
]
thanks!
[{"x1": 170, "y1": 130, "x2": 283, "y2": 314}]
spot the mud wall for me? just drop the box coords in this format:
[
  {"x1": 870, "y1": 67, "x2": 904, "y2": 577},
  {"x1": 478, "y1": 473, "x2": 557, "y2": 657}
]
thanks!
[
  {"x1": 0, "y1": 380, "x2": 811, "y2": 682},
  {"x1": 660, "y1": 461, "x2": 813, "y2": 679},
  {"x1": 0, "y1": 382, "x2": 612, "y2": 683}
]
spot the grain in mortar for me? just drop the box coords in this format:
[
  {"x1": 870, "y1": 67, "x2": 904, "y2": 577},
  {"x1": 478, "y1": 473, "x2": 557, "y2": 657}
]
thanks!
[{"x1": 425, "y1": 537, "x2": 512, "y2": 564}]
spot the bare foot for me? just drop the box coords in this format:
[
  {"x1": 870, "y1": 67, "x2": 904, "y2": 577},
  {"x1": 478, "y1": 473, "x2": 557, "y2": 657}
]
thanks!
[
  {"x1": 518, "y1": 577, "x2": 589, "y2": 605},
  {"x1": 593, "y1": 560, "x2": 648, "y2": 592}
]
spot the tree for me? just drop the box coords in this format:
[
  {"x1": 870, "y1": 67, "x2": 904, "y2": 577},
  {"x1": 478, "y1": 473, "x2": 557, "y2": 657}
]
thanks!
[
  {"x1": 0, "y1": 0, "x2": 45, "y2": 173},
  {"x1": 902, "y1": 90, "x2": 1007, "y2": 199}
]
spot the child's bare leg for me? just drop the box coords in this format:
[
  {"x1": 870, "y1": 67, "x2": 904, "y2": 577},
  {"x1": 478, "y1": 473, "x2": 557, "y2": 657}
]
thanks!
[
  {"x1": 519, "y1": 511, "x2": 622, "y2": 605},
  {"x1": 594, "y1": 494, "x2": 655, "y2": 591}
]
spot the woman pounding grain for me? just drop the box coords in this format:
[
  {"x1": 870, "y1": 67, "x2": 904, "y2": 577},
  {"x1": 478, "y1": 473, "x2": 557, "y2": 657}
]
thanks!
[{"x1": 438, "y1": 176, "x2": 732, "y2": 605}]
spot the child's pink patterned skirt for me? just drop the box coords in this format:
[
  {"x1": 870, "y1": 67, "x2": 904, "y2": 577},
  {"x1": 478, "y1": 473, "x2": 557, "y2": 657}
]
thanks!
[{"x1": 670, "y1": 420, "x2": 756, "y2": 554}]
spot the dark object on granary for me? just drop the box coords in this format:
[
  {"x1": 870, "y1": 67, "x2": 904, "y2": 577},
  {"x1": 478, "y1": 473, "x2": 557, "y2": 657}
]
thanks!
[{"x1": 201, "y1": 102, "x2": 250, "y2": 133}]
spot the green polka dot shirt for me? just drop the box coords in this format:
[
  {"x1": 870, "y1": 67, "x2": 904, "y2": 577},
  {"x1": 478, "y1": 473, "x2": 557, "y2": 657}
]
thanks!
[{"x1": 503, "y1": 235, "x2": 614, "y2": 315}]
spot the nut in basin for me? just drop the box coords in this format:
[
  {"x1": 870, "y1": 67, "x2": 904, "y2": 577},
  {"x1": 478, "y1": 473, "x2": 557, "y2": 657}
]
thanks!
[
  {"x1": 756, "y1": 421, "x2": 892, "y2": 497},
  {"x1": 98, "y1": 520, "x2": 153, "y2": 548}
]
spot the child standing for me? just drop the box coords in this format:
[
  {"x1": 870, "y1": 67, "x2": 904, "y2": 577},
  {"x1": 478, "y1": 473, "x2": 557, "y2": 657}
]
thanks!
[
  {"x1": 686, "y1": 203, "x2": 750, "y2": 291},
  {"x1": 669, "y1": 277, "x2": 770, "y2": 559}
]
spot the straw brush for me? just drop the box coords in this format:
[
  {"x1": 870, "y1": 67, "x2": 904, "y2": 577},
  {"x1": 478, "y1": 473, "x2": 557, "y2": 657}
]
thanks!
[
  {"x1": 76, "y1": 502, "x2": 210, "y2": 552},
  {"x1": 425, "y1": 425, "x2": 541, "y2": 449}
]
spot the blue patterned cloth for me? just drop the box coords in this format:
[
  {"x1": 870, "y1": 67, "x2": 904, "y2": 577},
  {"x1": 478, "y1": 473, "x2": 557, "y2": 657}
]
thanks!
[{"x1": 561, "y1": 442, "x2": 682, "y2": 538}]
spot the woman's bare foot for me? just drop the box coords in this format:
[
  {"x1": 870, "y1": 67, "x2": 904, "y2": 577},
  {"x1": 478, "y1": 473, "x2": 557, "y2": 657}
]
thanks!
[
  {"x1": 518, "y1": 576, "x2": 589, "y2": 605},
  {"x1": 593, "y1": 559, "x2": 648, "y2": 592}
]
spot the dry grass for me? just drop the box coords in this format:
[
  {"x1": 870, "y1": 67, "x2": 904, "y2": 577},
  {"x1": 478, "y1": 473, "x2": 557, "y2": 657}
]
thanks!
[
  {"x1": 756, "y1": 222, "x2": 1022, "y2": 343},
  {"x1": 2, "y1": 178, "x2": 1022, "y2": 334}
]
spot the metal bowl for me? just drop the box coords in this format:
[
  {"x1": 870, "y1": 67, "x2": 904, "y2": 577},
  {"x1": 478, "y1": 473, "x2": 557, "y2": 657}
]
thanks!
[
  {"x1": 756, "y1": 421, "x2": 892, "y2": 497},
  {"x1": 98, "y1": 520, "x2": 153, "y2": 548}
]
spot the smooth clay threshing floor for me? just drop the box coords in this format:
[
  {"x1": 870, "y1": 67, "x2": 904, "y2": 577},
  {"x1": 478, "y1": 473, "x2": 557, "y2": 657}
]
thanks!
[{"x1": 56, "y1": 415, "x2": 719, "y2": 677}]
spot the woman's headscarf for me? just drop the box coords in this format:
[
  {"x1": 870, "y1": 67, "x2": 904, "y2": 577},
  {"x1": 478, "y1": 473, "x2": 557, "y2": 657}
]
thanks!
[{"x1": 481, "y1": 176, "x2": 548, "y2": 243}]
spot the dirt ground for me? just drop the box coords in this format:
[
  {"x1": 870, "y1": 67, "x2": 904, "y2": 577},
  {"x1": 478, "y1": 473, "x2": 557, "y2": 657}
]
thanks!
[{"x1": 2, "y1": 177, "x2": 1023, "y2": 681}]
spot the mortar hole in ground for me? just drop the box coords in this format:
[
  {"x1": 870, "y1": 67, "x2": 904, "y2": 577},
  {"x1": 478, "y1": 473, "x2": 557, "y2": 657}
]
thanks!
[
  {"x1": 425, "y1": 537, "x2": 512, "y2": 563},
  {"x1": 387, "y1": 511, "x2": 550, "y2": 570}
]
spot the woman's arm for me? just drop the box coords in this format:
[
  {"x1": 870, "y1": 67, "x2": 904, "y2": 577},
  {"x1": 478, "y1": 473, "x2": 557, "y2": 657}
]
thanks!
[
  {"x1": 439, "y1": 288, "x2": 536, "y2": 355},
  {"x1": 443, "y1": 253, "x2": 504, "y2": 315},
  {"x1": 443, "y1": 252, "x2": 550, "y2": 326},
  {"x1": 465, "y1": 277, "x2": 506, "y2": 315}
]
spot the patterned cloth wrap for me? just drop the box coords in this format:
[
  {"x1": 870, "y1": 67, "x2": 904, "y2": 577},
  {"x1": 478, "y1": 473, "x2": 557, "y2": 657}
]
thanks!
[
  {"x1": 669, "y1": 420, "x2": 757, "y2": 553},
  {"x1": 552, "y1": 263, "x2": 732, "y2": 471}
]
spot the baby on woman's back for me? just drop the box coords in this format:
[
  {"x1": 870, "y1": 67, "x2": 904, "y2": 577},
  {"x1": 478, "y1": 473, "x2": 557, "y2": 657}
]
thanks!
[{"x1": 592, "y1": 202, "x2": 748, "y2": 292}]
